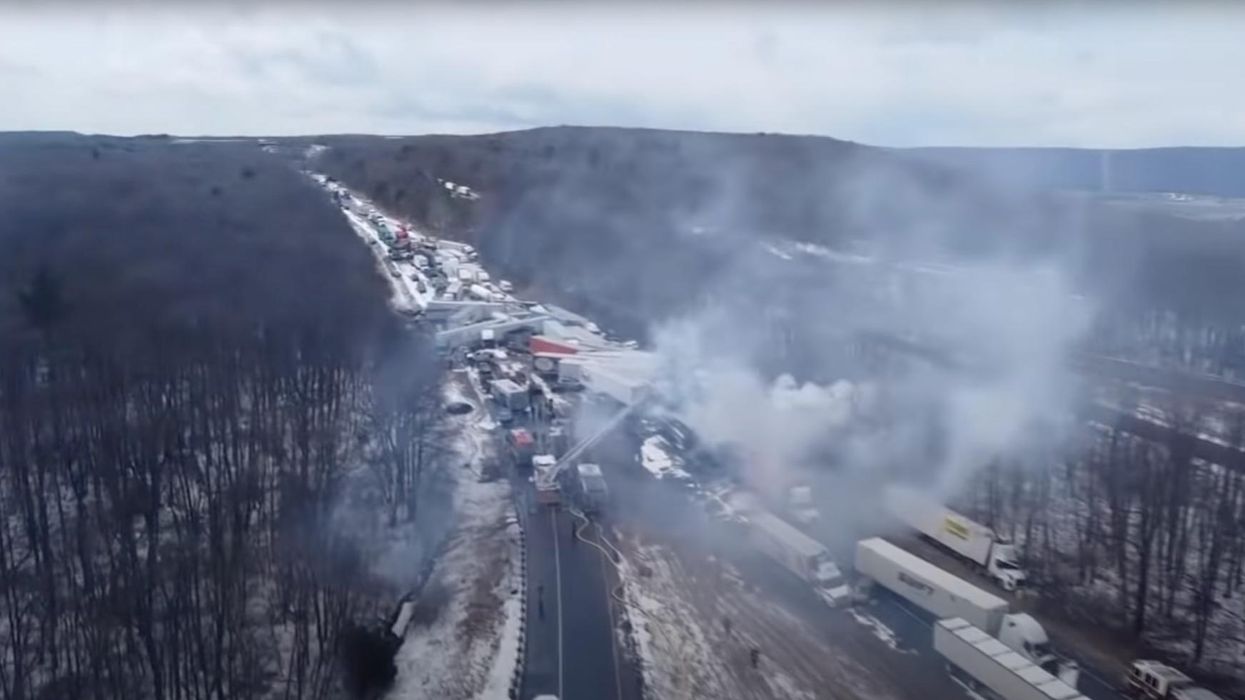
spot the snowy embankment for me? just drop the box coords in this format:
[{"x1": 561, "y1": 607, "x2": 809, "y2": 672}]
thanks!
[
  {"x1": 387, "y1": 374, "x2": 522, "y2": 699},
  {"x1": 617, "y1": 537, "x2": 903, "y2": 700}
]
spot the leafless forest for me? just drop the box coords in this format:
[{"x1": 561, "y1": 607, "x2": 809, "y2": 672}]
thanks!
[{"x1": 0, "y1": 134, "x2": 445, "y2": 700}]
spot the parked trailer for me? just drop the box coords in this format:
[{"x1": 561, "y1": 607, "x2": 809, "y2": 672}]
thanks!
[
  {"x1": 934, "y1": 618, "x2": 1087, "y2": 700},
  {"x1": 856, "y1": 538, "x2": 1078, "y2": 687},
  {"x1": 885, "y1": 484, "x2": 1027, "y2": 590},
  {"x1": 582, "y1": 366, "x2": 647, "y2": 406},
  {"x1": 856, "y1": 537, "x2": 1008, "y2": 632},
  {"x1": 742, "y1": 505, "x2": 851, "y2": 606}
]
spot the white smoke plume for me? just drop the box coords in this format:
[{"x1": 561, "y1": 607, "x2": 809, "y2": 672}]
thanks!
[{"x1": 648, "y1": 227, "x2": 1096, "y2": 508}]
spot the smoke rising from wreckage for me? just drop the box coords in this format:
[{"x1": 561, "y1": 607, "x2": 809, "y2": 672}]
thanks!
[
  {"x1": 2, "y1": 114, "x2": 1245, "y2": 700},
  {"x1": 312, "y1": 125, "x2": 1245, "y2": 698}
]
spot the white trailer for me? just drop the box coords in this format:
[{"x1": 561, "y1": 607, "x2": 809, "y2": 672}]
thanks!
[
  {"x1": 856, "y1": 538, "x2": 1079, "y2": 687},
  {"x1": 885, "y1": 485, "x2": 1027, "y2": 590},
  {"x1": 745, "y1": 508, "x2": 851, "y2": 606},
  {"x1": 856, "y1": 537, "x2": 1008, "y2": 632},
  {"x1": 934, "y1": 618, "x2": 1087, "y2": 700},
  {"x1": 582, "y1": 366, "x2": 646, "y2": 406}
]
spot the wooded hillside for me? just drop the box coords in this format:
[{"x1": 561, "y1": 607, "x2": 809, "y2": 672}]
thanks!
[{"x1": 0, "y1": 133, "x2": 436, "y2": 700}]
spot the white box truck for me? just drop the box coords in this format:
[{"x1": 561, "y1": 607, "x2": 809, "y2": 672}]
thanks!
[
  {"x1": 885, "y1": 485, "x2": 1027, "y2": 591},
  {"x1": 490, "y1": 378, "x2": 530, "y2": 412},
  {"x1": 744, "y1": 508, "x2": 851, "y2": 607},
  {"x1": 934, "y1": 618, "x2": 1087, "y2": 700},
  {"x1": 855, "y1": 538, "x2": 1079, "y2": 687}
]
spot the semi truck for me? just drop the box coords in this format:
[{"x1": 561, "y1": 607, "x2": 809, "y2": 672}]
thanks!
[
  {"x1": 855, "y1": 538, "x2": 1079, "y2": 687},
  {"x1": 934, "y1": 618, "x2": 1088, "y2": 700},
  {"x1": 885, "y1": 485, "x2": 1028, "y2": 590},
  {"x1": 741, "y1": 505, "x2": 851, "y2": 607}
]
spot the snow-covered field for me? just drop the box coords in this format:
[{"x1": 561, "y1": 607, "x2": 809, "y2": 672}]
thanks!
[{"x1": 387, "y1": 375, "x2": 521, "y2": 699}]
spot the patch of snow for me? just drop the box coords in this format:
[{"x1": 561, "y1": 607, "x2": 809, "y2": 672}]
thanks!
[
  {"x1": 846, "y1": 607, "x2": 911, "y2": 653},
  {"x1": 391, "y1": 601, "x2": 416, "y2": 638},
  {"x1": 482, "y1": 580, "x2": 523, "y2": 698},
  {"x1": 640, "y1": 436, "x2": 692, "y2": 480}
]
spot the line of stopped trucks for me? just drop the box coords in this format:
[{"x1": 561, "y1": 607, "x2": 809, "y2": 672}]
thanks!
[
  {"x1": 754, "y1": 485, "x2": 1222, "y2": 700},
  {"x1": 518, "y1": 441, "x2": 1219, "y2": 700}
]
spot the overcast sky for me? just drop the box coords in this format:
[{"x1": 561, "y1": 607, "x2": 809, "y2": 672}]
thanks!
[{"x1": 2, "y1": 2, "x2": 1241, "y2": 148}]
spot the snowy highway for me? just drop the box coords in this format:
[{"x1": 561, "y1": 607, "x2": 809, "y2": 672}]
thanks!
[
  {"x1": 314, "y1": 173, "x2": 1133, "y2": 700},
  {"x1": 511, "y1": 441, "x2": 642, "y2": 700}
]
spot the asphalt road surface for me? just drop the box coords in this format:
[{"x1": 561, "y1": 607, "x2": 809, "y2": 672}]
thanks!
[{"x1": 513, "y1": 426, "x2": 642, "y2": 700}]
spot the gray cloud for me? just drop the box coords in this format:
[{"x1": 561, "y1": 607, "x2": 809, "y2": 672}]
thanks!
[{"x1": 0, "y1": 3, "x2": 1242, "y2": 146}]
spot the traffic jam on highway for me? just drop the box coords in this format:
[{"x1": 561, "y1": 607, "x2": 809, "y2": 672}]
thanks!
[{"x1": 309, "y1": 172, "x2": 1223, "y2": 700}]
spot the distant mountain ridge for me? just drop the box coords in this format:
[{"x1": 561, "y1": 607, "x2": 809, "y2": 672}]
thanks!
[{"x1": 906, "y1": 146, "x2": 1245, "y2": 198}]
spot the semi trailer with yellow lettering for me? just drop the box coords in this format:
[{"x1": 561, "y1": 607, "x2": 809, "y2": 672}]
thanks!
[{"x1": 885, "y1": 485, "x2": 1028, "y2": 591}]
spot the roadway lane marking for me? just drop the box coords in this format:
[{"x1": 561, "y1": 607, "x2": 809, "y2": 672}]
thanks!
[
  {"x1": 595, "y1": 522, "x2": 625, "y2": 700},
  {"x1": 550, "y1": 508, "x2": 565, "y2": 700}
]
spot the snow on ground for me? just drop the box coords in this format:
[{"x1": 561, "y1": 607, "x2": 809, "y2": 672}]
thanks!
[
  {"x1": 338, "y1": 207, "x2": 430, "y2": 311},
  {"x1": 619, "y1": 541, "x2": 750, "y2": 699},
  {"x1": 846, "y1": 607, "x2": 911, "y2": 653},
  {"x1": 639, "y1": 436, "x2": 692, "y2": 480},
  {"x1": 618, "y1": 537, "x2": 904, "y2": 700},
  {"x1": 387, "y1": 376, "x2": 520, "y2": 700}
]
